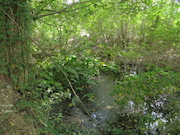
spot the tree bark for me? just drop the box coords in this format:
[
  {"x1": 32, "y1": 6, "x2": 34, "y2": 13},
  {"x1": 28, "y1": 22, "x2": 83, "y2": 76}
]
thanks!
[{"x1": 0, "y1": 0, "x2": 31, "y2": 86}]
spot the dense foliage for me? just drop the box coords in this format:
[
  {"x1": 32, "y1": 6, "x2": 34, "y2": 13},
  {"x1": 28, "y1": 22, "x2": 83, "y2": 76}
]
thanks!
[
  {"x1": 0, "y1": 0, "x2": 179, "y2": 134},
  {"x1": 113, "y1": 67, "x2": 180, "y2": 134}
]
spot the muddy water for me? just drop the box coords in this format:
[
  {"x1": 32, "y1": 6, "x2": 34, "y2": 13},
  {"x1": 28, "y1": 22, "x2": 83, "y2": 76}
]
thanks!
[
  {"x1": 53, "y1": 71, "x2": 172, "y2": 135},
  {"x1": 61, "y1": 75, "x2": 121, "y2": 134}
]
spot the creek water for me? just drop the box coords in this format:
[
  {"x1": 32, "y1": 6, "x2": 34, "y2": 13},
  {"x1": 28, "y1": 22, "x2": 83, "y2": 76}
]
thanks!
[
  {"x1": 51, "y1": 73, "x2": 168, "y2": 134},
  {"x1": 59, "y1": 74, "x2": 123, "y2": 134}
]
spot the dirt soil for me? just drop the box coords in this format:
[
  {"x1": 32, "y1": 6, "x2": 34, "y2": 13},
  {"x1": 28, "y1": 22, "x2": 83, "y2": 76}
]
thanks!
[{"x1": 0, "y1": 74, "x2": 38, "y2": 135}]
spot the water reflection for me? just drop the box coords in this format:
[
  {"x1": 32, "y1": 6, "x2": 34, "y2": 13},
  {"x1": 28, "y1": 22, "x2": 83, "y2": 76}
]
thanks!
[{"x1": 56, "y1": 74, "x2": 171, "y2": 134}]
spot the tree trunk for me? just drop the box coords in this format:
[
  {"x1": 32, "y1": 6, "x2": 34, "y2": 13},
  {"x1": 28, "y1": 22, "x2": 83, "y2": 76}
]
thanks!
[{"x1": 0, "y1": 0, "x2": 31, "y2": 86}]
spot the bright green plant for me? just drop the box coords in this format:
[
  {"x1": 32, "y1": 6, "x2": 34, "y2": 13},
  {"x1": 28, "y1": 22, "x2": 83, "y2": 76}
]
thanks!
[{"x1": 113, "y1": 67, "x2": 180, "y2": 133}]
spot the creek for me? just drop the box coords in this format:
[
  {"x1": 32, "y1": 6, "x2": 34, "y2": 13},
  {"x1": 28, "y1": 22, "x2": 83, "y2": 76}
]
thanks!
[
  {"x1": 51, "y1": 74, "x2": 132, "y2": 134},
  {"x1": 51, "y1": 73, "x2": 169, "y2": 135}
]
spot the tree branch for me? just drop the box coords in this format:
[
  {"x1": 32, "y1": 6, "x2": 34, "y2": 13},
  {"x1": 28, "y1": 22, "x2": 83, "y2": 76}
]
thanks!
[{"x1": 34, "y1": 1, "x2": 91, "y2": 19}]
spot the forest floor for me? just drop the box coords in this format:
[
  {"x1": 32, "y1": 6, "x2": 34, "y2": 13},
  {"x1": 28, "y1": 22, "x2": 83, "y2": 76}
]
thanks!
[{"x1": 0, "y1": 74, "x2": 38, "y2": 135}]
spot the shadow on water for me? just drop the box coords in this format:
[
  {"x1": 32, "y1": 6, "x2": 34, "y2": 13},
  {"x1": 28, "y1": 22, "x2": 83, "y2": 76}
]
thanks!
[{"x1": 51, "y1": 73, "x2": 168, "y2": 134}]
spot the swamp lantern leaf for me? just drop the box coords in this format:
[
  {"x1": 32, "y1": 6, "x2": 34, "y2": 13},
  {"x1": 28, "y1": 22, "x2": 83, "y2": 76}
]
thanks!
[
  {"x1": 99, "y1": 44, "x2": 103, "y2": 48},
  {"x1": 86, "y1": 49, "x2": 91, "y2": 54},
  {"x1": 9, "y1": 120, "x2": 15, "y2": 126},
  {"x1": 69, "y1": 103, "x2": 75, "y2": 107}
]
